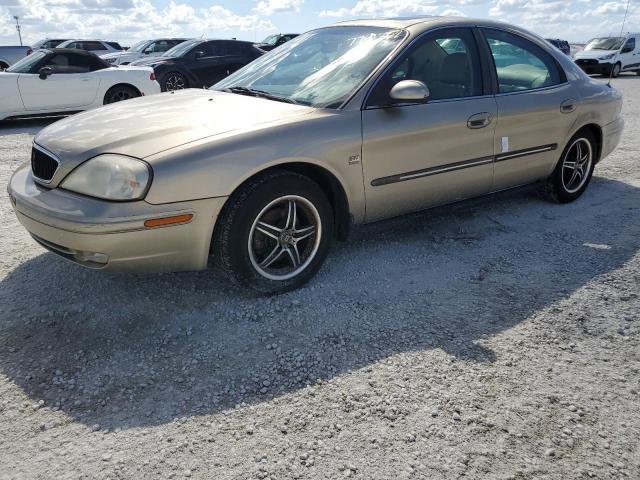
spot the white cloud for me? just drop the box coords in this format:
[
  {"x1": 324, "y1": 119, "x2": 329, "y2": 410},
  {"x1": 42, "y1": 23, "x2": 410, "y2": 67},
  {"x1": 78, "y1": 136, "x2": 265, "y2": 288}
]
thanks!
[
  {"x1": 254, "y1": 0, "x2": 304, "y2": 16},
  {"x1": 0, "y1": 0, "x2": 276, "y2": 45}
]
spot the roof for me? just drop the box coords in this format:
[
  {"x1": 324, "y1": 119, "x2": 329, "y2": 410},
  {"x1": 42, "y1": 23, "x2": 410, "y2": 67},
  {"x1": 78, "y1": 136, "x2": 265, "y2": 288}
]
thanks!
[{"x1": 332, "y1": 16, "x2": 517, "y2": 33}]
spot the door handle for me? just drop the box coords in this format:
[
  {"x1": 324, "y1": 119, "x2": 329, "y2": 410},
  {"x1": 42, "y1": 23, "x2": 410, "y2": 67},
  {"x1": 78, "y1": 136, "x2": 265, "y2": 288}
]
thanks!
[
  {"x1": 560, "y1": 99, "x2": 577, "y2": 113},
  {"x1": 467, "y1": 112, "x2": 492, "y2": 129}
]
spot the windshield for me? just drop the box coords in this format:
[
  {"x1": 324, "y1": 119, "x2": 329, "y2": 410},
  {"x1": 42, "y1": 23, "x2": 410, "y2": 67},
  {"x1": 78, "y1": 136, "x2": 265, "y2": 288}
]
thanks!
[
  {"x1": 262, "y1": 34, "x2": 279, "y2": 45},
  {"x1": 6, "y1": 51, "x2": 47, "y2": 73},
  {"x1": 585, "y1": 37, "x2": 625, "y2": 51},
  {"x1": 129, "y1": 40, "x2": 149, "y2": 52},
  {"x1": 213, "y1": 26, "x2": 406, "y2": 108},
  {"x1": 165, "y1": 39, "x2": 200, "y2": 58}
]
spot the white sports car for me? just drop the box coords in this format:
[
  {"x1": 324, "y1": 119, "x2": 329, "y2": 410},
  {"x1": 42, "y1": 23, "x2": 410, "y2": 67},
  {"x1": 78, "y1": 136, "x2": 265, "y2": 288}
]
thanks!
[{"x1": 0, "y1": 48, "x2": 161, "y2": 121}]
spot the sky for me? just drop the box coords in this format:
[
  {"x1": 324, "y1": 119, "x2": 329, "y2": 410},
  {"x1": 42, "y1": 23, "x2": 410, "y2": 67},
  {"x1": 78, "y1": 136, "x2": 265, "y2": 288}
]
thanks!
[{"x1": 0, "y1": 0, "x2": 638, "y2": 47}]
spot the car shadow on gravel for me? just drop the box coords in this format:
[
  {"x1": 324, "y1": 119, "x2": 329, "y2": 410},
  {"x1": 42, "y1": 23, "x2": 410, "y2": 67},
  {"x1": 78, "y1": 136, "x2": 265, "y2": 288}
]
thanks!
[
  {"x1": 0, "y1": 118, "x2": 58, "y2": 136},
  {"x1": 0, "y1": 176, "x2": 639, "y2": 430}
]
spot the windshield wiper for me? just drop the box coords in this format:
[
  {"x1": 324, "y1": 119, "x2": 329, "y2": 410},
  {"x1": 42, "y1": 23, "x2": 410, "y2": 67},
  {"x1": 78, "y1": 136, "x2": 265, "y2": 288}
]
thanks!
[{"x1": 223, "y1": 86, "x2": 300, "y2": 105}]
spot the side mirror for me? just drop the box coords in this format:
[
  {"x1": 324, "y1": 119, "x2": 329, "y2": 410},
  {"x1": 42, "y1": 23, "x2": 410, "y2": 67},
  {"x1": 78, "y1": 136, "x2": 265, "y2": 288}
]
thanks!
[
  {"x1": 143, "y1": 48, "x2": 152, "y2": 55},
  {"x1": 389, "y1": 80, "x2": 429, "y2": 103},
  {"x1": 194, "y1": 51, "x2": 205, "y2": 60},
  {"x1": 622, "y1": 46, "x2": 634, "y2": 53},
  {"x1": 38, "y1": 66, "x2": 53, "y2": 80}
]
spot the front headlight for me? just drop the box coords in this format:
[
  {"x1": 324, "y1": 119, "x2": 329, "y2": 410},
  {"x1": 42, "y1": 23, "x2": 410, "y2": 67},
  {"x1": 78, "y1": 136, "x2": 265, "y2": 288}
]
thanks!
[
  {"x1": 599, "y1": 53, "x2": 616, "y2": 60},
  {"x1": 61, "y1": 154, "x2": 151, "y2": 201}
]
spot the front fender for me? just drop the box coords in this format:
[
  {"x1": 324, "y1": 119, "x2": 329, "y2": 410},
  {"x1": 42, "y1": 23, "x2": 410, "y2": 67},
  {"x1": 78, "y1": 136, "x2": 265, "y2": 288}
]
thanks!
[{"x1": 143, "y1": 110, "x2": 366, "y2": 223}]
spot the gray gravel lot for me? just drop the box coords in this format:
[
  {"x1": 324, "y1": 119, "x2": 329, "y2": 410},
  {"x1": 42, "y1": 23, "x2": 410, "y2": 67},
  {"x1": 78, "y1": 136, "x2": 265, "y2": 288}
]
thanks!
[{"x1": 0, "y1": 77, "x2": 639, "y2": 480}]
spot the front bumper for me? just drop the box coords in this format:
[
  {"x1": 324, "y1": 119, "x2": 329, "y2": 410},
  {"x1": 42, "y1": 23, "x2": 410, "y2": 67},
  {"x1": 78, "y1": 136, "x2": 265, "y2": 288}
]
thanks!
[
  {"x1": 575, "y1": 60, "x2": 613, "y2": 75},
  {"x1": 8, "y1": 163, "x2": 227, "y2": 272}
]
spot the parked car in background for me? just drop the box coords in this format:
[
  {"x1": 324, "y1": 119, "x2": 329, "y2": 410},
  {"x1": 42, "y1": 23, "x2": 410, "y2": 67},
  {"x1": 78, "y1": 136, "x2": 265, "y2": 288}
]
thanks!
[
  {"x1": 256, "y1": 33, "x2": 299, "y2": 51},
  {"x1": 130, "y1": 38, "x2": 264, "y2": 91},
  {"x1": 32, "y1": 39, "x2": 69, "y2": 50},
  {"x1": 101, "y1": 38, "x2": 189, "y2": 65},
  {"x1": 570, "y1": 43, "x2": 585, "y2": 58},
  {"x1": 0, "y1": 48, "x2": 159, "y2": 120},
  {"x1": 0, "y1": 46, "x2": 32, "y2": 70},
  {"x1": 57, "y1": 39, "x2": 123, "y2": 57},
  {"x1": 574, "y1": 34, "x2": 640, "y2": 76},
  {"x1": 7, "y1": 18, "x2": 623, "y2": 294},
  {"x1": 546, "y1": 38, "x2": 571, "y2": 55}
]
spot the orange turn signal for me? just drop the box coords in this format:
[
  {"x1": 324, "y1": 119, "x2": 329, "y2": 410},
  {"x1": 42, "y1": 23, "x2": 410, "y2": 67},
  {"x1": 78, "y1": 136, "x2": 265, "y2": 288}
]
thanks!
[{"x1": 144, "y1": 214, "x2": 193, "y2": 228}]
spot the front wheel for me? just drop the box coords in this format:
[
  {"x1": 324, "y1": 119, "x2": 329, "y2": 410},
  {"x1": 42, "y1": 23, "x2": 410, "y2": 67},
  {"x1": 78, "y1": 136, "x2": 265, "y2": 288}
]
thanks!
[
  {"x1": 213, "y1": 171, "x2": 334, "y2": 294},
  {"x1": 611, "y1": 62, "x2": 622, "y2": 78},
  {"x1": 542, "y1": 131, "x2": 596, "y2": 203}
]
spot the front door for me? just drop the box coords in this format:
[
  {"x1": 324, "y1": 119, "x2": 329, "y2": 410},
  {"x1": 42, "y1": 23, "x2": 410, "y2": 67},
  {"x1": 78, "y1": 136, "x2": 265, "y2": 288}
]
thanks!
[
  {"x1": 361, "y1": 27, "x2": 497, "y2": 222},
  {"x1": 620, "y1": 36, "x2": 640, "y2": 71},
  {"x1": 18, "y1": 52, "x2": 99, "y2": 110}
]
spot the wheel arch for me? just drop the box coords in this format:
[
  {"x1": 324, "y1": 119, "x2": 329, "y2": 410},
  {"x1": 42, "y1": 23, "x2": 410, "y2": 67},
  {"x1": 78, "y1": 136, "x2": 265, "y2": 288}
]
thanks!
[
  {"x1": 103, "y1": 83, "x2": 141, "y2": 104},
  {"x1": 218, "y1": 162, "x2": 352, "y2": 241},
  {"x1": 573, "y1": 123, "x2": 603, "y2": 163}
]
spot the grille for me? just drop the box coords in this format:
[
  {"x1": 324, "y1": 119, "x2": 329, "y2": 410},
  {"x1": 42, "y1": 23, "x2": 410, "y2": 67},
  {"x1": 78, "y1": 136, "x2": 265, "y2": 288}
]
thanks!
[
  {"x1": 576, "y1": 59, "x2": 598, "y2": 66},
  {"x1": 31, "y1": 147, "x2": 59, "y2": 181}
]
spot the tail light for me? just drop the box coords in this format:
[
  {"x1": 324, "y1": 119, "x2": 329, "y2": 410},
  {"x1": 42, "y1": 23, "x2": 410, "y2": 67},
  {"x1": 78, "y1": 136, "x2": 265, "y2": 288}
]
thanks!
[
  {"x1": 149, "y1": 72, "x2": 156, "y2": 81},
  {"x1": 27, "y1": 48, "x2": 33, "y2": 56}
]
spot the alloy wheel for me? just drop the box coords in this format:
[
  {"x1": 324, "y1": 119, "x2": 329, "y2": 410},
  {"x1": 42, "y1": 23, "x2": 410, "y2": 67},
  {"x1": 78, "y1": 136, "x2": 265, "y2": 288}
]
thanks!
[
  {"x1": 165, "y1": 74, "x2": 186, "y2": 91},
  {"x1": 248, "y1": 195, "x2": 321, "y2": 281},
  {"x1": 109, "y1": 89, "x2": 133, "y2": 103},
  {"x1": 561, "y1": 138, "x2": 592, "y2": 194}
]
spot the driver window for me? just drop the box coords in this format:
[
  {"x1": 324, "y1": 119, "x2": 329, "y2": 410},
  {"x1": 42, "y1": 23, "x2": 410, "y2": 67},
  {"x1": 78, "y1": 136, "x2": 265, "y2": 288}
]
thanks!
[
  {"x1": 368, "y1": 28, "x2": 482, "y2": 106},
  {"x1": 623, "y1": 38, "x2": 636, "y2": 52},
  {"x1": 43, "y1": 54, "x2": 92, "y2": 73}
]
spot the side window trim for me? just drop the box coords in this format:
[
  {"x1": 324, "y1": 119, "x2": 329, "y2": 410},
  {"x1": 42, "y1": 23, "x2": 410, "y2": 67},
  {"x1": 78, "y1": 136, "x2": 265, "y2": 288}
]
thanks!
[
  {"x1": 478, "y1": 27, "x2": 568, "y2": 95},
  {"x1": 363, "y1": 26, "x2": 486, "y2": 109}
]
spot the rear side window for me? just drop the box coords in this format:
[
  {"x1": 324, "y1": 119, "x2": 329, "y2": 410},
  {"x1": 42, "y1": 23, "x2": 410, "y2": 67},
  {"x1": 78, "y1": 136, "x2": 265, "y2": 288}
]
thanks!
[
  {"x1": 81, "y1": 41, "x2": 105, "y2": 51},
  {"x1": 106, "y1": 42, "x2": 123, "y2": 50},
  {"x1": 482, "y1": 29, "x2": 563, "y2": 93}
]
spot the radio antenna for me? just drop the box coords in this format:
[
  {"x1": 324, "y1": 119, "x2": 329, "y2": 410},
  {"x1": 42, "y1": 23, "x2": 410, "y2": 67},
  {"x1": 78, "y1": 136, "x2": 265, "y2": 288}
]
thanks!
[{"x1": 609, "y1": 0, "x2": 632, "y2": 86}]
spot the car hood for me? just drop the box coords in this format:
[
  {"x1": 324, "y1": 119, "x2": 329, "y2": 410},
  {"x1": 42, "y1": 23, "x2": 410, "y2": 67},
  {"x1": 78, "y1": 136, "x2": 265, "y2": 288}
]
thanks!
[
  {"x1": 34, "y1": 89, "x2": 314, "y2": 168},
  {"x1": 575, "y1": 49, "x2": 618, "y2": 60},
  {"x1": 130, "y1": 56, "x2": 174, "y2": 66}
]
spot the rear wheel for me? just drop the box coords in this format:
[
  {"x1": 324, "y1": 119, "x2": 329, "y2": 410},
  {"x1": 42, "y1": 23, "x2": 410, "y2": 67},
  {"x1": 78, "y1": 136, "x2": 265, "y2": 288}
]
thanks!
[
  {"x1": 162, "y1": 72, "x2": 187, "y2": 91},
  {"x1": 213, "y1": 171, "x2": 334, "y2": 294},
  {"x1": 542, "y1": 131, "x2": 596, "y2": 203},
  {"x1": 103, "y1": 85, "x2": 139, "y2": 104}
]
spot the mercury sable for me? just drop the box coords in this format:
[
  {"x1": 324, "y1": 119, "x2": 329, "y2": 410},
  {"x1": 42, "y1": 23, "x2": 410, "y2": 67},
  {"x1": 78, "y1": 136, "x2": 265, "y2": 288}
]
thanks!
[{"x1": 8, "y1": 17, "x2": 624, "y2": 293}]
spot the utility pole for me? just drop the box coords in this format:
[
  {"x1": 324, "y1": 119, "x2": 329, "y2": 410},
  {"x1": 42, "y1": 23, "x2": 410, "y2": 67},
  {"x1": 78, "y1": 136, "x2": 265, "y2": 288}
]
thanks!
[{"x1": 14, "y1": 16, "x2": 22, "y2": 46}]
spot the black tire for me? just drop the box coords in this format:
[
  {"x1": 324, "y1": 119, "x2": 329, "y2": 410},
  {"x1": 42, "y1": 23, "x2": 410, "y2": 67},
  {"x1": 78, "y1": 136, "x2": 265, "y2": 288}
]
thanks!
[
  {"x1": 213, "y1": 171, "x2": 334, "y2": 294},
  {"x1": 542, "y1": 130, "x2": 597, "y2": 203},
  {"x1": 162, "y1": 72, "x2": 188, "y2": 91},
  {"x1": 103, "y1": 85, "x2": 139, "y2": 104},
  {"x1": 611, "y1": 62, "x2": 622, "y2": 78}
]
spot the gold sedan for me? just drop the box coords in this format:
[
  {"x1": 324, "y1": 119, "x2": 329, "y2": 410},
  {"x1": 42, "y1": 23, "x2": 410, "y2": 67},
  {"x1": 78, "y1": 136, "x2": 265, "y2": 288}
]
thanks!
[{"x1": 8, "y1": 17, "x2": 624, "y2": 293}]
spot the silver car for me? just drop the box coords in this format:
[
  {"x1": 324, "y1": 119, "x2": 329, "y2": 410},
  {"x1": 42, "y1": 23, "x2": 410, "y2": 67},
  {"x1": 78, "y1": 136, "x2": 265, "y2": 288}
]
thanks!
[{"x1": 8, "y1": 17, "x2": 624, "y2": 293}]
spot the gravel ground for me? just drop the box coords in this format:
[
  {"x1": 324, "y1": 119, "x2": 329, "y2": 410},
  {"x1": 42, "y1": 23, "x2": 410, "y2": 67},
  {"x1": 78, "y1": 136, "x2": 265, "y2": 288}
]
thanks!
[{"x1": 0, "y1": 77, "x2": 639, "y2": 480}]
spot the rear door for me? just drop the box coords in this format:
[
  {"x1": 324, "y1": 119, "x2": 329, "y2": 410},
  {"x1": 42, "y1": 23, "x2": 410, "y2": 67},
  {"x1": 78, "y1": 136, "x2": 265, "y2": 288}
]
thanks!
[
  {"x1": 480, "y1": 27, "x2": 577, "y2": 191},
  {"x1": 361, "y1": 27, "x2": 497, "y2": 222},
  {"x1": 18, "y1": 52, "x2": 100, "y2": 110}
]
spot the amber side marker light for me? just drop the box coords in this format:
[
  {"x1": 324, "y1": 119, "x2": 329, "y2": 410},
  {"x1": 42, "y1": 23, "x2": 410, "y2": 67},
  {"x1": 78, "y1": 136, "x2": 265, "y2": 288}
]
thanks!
[{"x1": 144, "y1": 214, "x2": 193, "y2": 228}]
